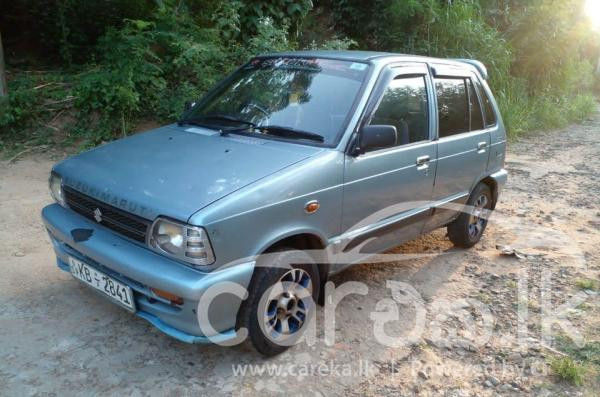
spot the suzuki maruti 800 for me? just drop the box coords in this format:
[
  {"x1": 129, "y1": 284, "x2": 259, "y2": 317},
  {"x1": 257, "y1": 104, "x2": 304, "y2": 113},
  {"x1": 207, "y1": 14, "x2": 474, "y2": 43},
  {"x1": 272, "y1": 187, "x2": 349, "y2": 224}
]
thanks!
[{"x1": 42, "y1": 51, "x2": 507, "y2": 355}]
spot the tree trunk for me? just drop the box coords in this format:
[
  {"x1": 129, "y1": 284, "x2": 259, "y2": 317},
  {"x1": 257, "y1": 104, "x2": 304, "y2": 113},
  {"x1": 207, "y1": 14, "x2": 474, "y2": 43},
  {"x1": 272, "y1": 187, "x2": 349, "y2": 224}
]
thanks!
[{"x1": 0, "y1": 32, "x2": 7, "y2": 97}]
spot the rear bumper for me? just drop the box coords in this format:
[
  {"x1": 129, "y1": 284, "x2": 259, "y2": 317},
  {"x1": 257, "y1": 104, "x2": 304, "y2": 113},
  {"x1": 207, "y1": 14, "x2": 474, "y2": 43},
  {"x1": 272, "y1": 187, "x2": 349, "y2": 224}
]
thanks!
[
  {"x1": 42, "y1": 203, "x2": 255, "y2": 344},
  {"x1": 490, "y1": 168, "x2": 508, "y2": 190},
  {"x1": 489, "y1": 168, "x2": 508, "y2": 207}
]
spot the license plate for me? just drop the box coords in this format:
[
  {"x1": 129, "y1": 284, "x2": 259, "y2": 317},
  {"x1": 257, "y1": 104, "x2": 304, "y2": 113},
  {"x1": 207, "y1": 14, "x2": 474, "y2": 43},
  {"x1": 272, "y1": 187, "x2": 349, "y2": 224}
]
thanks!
[{"x1": 68, "y1": 256, "x2": 136, "y2": 311}]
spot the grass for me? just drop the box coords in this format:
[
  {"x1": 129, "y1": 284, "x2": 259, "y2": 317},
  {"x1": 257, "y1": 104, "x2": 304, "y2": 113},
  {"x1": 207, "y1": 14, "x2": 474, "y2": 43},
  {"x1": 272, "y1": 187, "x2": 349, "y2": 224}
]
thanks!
[
  {"x1": 556, "y1": 339, "x2": 600, "y2": 368},
  {"x1": 477, "y1": 292, "x2": 492, "y2": 304},
  {"x1": 498, "y1": 79, "x2": 597, "y2": 140},
  {"x1": 550, "y1": 357, "x2": 585, "y2": 386},
  {"x1": 505, "y1": 280, "x2": 518, "y2": 289},
  {"x1": 575, "y1": 278, "x2": 600, "y2": 291},
  {"x1": 551, "y1": 335, "x2": 600, "y2": 387},
  {"x1": 576, "y1": 302, "x2": 593, "y2": 311}
]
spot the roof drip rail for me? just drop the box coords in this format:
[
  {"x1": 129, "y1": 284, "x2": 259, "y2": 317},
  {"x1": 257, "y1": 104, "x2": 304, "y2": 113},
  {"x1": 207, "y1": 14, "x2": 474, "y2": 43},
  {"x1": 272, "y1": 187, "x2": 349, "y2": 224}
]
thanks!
[{"x1": 452, "y1": 59, "x2": 488, "y2": 80}]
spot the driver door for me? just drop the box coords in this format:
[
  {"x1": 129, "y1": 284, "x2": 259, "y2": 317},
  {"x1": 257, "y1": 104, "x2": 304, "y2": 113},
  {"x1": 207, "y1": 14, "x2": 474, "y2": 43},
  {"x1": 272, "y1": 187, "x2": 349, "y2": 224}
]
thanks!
[{"x1": 338, "y1": 64, "x2": 437, "y2": 261}]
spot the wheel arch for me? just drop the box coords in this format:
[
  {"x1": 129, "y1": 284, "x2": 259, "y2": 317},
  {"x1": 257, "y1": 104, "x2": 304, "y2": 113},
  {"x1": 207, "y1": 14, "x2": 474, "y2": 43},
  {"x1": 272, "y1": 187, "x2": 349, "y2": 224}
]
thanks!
[
  {"x1": 480, "y1": 175, "x2": 499, "y2": 209},
  {"x1": 260, "y1": 232, "x2": 330, "y2": 286}
]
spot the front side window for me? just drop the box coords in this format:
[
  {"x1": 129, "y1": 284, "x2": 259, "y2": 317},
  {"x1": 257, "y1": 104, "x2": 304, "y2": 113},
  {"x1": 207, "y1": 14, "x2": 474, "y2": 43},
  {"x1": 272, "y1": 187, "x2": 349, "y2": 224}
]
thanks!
[
  {"x1": 370, "y1": 75, "x2": 429, "y2": 146},
  {"x1": 435, "y1": 78, "x2": 470, "y2": 138},
  {"x1": 183, "y1": 57, "x2": 370, "y2": 146}
]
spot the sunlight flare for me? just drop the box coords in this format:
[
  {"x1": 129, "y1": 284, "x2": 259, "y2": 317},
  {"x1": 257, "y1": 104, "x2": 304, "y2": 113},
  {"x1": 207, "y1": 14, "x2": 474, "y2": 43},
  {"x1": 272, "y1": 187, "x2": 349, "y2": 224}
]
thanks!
[{"x1": 585, "y1": 0, "x2": 600, "y2": 30}]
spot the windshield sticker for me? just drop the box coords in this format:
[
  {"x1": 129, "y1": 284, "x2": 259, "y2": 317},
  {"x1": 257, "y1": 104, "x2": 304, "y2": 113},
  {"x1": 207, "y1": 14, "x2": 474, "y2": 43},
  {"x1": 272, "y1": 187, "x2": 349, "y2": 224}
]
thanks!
[{"x1": 247, "y1": 57, "x2": 369, "y2": 82}]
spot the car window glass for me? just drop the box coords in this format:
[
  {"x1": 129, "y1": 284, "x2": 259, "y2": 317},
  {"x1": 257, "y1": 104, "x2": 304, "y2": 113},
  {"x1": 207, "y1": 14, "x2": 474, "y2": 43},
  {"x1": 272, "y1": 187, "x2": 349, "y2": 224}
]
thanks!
[
  {"x1": 435, "y1": 78, "x2": 469, "y2": 137},
  {"x1": 370, "y1": 75, "x2": 429, "y2": 146},
  {"x1": 473, "y1": 78, "x2": 497, "y2": 127},
  {"x1": 468, "y1": 79, "x2": 484, "y2": 131},
  {"x1": 188, "y1": 58, "x2": 370, "y2": 146}
]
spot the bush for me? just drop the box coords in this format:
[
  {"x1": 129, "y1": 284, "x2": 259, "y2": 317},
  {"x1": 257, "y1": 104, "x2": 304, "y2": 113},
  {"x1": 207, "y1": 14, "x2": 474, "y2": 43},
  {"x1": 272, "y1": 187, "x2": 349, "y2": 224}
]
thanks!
[
  {"x1": 1, "y1": 0, "x2": 598, "y2": 150},
  {"x1": 575, "y1": 278, "x2": 600, "y2": 291},
  {"x1": 1, "y1": 0, "x2": 157, "y2": 65},
  {"x1": 1, "y1": 2, "x2": 302, "y2": 149},
  {"x1": 0, "y1": 72, "x2": 75, "y2": 147},
  {"x1": 69, "y1": 5, "x2": 295, "y2": 141},
  {"x1": 0, "y1": 75, "x2": 38, "y2": 133},
  {"x1": 550, "y1": 356, "x2": 585, "y2": 386},
  {"x1": 328, "y1": 0, "x2": 598, "y2": 137}
]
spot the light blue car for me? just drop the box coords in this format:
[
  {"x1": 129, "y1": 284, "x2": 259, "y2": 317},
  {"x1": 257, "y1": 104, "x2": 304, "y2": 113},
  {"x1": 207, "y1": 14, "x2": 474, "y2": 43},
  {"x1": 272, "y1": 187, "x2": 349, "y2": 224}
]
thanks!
[{"x1": 42, "y1": 51, "x2": 507, "y2": 356}]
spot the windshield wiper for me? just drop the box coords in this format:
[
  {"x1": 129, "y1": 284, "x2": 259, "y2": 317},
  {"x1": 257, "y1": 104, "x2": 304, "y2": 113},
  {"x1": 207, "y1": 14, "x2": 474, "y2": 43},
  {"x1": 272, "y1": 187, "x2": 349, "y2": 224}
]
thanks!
[
  {"x1": 256, "y1": 125, "x2": 325, "y2": 142},
  {"x1": 178, "y1": 114, "x2": 256, "y2": 129},
  {"x1": 179, "y1": 117, "x2": 325, "y2": 143}
]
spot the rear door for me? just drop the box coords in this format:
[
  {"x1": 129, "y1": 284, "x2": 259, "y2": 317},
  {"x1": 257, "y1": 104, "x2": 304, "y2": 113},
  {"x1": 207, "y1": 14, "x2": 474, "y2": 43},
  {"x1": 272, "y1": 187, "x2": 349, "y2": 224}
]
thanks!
[
  {"x1": 424, "y1": 65, "x2": 491, "y2": 231},
  {"x1": 339, "y1": 63, "x2": 437, "y2": 257}
]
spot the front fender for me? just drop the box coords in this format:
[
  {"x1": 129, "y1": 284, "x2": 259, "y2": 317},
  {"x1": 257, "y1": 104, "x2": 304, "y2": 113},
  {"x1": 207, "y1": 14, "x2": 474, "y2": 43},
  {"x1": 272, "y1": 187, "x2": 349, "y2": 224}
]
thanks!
[
  {"x1": 253, "y1": 226, "x2": 330, "y2": 258},
  {"x1": 190, "y1": 150, "x2": 345, "y2": 270}
]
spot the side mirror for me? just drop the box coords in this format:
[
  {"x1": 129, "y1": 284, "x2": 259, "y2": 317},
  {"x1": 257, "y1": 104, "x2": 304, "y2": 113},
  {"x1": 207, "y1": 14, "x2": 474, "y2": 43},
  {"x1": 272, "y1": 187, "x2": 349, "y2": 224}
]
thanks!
[
  {"x1": 355, "y1": 125, "x2": 397, "y2": 155},
  {"x1": 184, "y1": 101, "x2": 196, "y2": 112}
]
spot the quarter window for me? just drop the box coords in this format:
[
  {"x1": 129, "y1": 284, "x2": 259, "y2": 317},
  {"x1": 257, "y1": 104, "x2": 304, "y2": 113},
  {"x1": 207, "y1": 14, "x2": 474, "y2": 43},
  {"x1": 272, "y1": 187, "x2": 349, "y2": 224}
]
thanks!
[
  {"x1": 468, "y1": 79, "x2": 484, "y2": 131},
  {"x1": 473, "y1": 78, "x2": 497, "y2": 127},
  {"x1": 370, "y1": 75, "x2": 429, "y2": 146},
  {"x1": 435, "y1": 78, "x2": 470, "y2": 137}
]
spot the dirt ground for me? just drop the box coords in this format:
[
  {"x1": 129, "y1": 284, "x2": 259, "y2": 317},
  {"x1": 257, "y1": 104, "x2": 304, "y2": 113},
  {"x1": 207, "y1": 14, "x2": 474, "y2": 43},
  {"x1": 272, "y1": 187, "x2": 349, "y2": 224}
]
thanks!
[{"x1": 1, "y1": 115, "x2": 599, "y2": 396}]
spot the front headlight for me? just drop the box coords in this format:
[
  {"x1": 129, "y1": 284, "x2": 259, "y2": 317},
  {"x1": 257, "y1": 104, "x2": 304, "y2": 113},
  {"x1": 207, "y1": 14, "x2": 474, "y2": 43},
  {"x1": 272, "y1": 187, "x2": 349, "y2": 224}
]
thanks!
[
  {"x1": 49, "y1": 172, "x2": 66, "y2": 207},
  {"x1": 147, "y1": 217, "x2": 215, "y2": 267}
]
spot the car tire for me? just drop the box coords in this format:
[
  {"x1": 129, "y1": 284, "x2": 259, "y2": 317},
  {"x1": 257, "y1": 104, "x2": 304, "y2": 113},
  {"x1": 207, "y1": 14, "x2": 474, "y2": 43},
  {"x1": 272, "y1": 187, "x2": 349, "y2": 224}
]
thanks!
[
  {"x1": 236, "y1": 248, "x2": 320, "y2": 356},
  {"x1": 447, "y1": 183, "x2": 492, "y2": 248}
]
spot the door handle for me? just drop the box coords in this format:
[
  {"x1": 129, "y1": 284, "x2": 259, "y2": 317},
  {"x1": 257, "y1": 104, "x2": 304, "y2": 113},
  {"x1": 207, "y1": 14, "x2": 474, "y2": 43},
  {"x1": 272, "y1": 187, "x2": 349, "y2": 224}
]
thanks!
[
  {"x1": 416, "y1": 155, "x2": 430, "y2": 170},
  {"x1": 477, "y1": 141, "x2": 487, "y2": 152}
]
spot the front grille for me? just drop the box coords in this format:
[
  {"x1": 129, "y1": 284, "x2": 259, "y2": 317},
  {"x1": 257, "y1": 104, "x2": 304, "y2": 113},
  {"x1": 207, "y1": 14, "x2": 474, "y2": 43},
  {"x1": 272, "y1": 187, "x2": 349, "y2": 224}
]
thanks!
[{"x1": 64, "y1": 186, "x2": 151, "y2": 243}]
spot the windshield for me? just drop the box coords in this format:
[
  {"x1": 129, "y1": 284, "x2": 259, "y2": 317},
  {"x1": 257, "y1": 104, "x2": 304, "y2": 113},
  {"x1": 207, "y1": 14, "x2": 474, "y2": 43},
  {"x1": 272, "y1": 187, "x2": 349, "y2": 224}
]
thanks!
[{"x1": 183, "y1": 57, "x2": 370, "y2": 146}]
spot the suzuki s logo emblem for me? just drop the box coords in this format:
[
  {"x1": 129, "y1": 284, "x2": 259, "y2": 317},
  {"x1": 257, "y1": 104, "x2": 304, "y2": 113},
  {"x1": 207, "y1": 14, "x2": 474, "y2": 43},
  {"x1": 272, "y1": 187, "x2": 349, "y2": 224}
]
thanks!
[{"x1": 93, "y1": 208, "x2": 103, "y2": 223}]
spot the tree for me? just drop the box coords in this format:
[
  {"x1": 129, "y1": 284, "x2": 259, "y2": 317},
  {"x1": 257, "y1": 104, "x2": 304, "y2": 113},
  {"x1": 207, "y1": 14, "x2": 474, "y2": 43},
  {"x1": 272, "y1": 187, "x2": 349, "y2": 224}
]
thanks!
[{"x1": 0, "y1": 32, "x2": 7, "y2": 97}]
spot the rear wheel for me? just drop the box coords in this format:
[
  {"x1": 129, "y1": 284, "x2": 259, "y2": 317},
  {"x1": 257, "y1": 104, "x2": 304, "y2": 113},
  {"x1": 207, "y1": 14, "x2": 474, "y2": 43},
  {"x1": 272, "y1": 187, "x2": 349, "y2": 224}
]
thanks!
[
  {"x1": 447, "y1": 183, "x2": 492, "y2": 248},
  {"x1": 236, "y1": 248, "x2": 319, "y2": 356}
]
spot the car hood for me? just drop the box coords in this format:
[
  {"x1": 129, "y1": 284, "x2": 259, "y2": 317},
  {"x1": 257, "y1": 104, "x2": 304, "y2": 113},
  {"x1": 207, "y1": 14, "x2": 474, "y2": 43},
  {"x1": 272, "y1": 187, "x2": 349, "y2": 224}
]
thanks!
[{"x1": 55, "y1": 124, "x2": 323, "y2": 221}]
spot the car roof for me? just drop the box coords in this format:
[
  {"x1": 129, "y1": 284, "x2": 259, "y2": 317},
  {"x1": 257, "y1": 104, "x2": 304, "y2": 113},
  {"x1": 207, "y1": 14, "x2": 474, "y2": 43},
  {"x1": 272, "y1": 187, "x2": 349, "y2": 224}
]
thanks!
[{"x1": 258, "y1": 51, "x2": 488, "y2": 79}]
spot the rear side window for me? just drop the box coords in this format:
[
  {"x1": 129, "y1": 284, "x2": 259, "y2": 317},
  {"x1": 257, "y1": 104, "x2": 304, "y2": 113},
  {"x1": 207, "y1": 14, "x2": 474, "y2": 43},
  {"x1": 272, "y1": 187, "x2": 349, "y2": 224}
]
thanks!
[
  {"x1": 473, "y1": 78, "x2": 497, "y2": 127},
  {"x1": 370, "y1": 75, "x2": 429, "y2": 145},
  {"x1": 435, "y1": 78, "x2": 469, "y2": 137}
]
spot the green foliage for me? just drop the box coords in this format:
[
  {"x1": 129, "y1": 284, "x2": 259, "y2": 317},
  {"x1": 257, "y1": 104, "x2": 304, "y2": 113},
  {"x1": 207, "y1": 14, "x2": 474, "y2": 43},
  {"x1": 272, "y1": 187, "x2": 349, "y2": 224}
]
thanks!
[
  {"x1": 70, "y1": 4, "x2": 299, "y2": 140},
  {"x1": 553, "y1": 335, "x2": 600, "y2": 386},
  {"x1": 0, "y1": 72, "x2": 72, "y2": 132},
  {"x1": 0, "y1": 72, "x2": 76, "y2": 152},
  {"x1": 306, "y1": 37, "x2": 357, "y2": 51},
  {"x1": 507, "y1": 0, "x2": 597, "y2": 93},
  {"x1": 1, "y1": 0, "x2": 599, "y2": 150},
  {"x1": 1, "y1": 1, "x2": 299, "y2": 148},
  {"x1": 575, "y1": 278, "x2": 600, "y2": 291},
  {"x1": 246, "y1": 18, "x2": 293, "y2": 55},
  {"x1": 238, "y1": 0, "x2": 313, "y2": 37},
  {"x1": 550, "y1": 356, "x2": 585, "y2": 386},
  {"x1": 330, "y1": 0, "x2": 598, "y2": 137},
  {"x1": 0, "y1": 75, "x2": 38, "y2": 131},
  {"x1": 2, "y1": 0, "x2": 156, "y2": 64},
  {"x1": 557, "y1": 338, "x2": 600, "y2": 368}
]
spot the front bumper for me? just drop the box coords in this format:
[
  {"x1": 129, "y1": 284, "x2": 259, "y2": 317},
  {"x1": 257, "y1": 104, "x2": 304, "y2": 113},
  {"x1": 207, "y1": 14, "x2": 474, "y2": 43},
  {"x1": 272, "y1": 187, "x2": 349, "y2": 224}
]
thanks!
[{"x1": 42, "y1": 203, "x2": 255, "y2": 344}]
